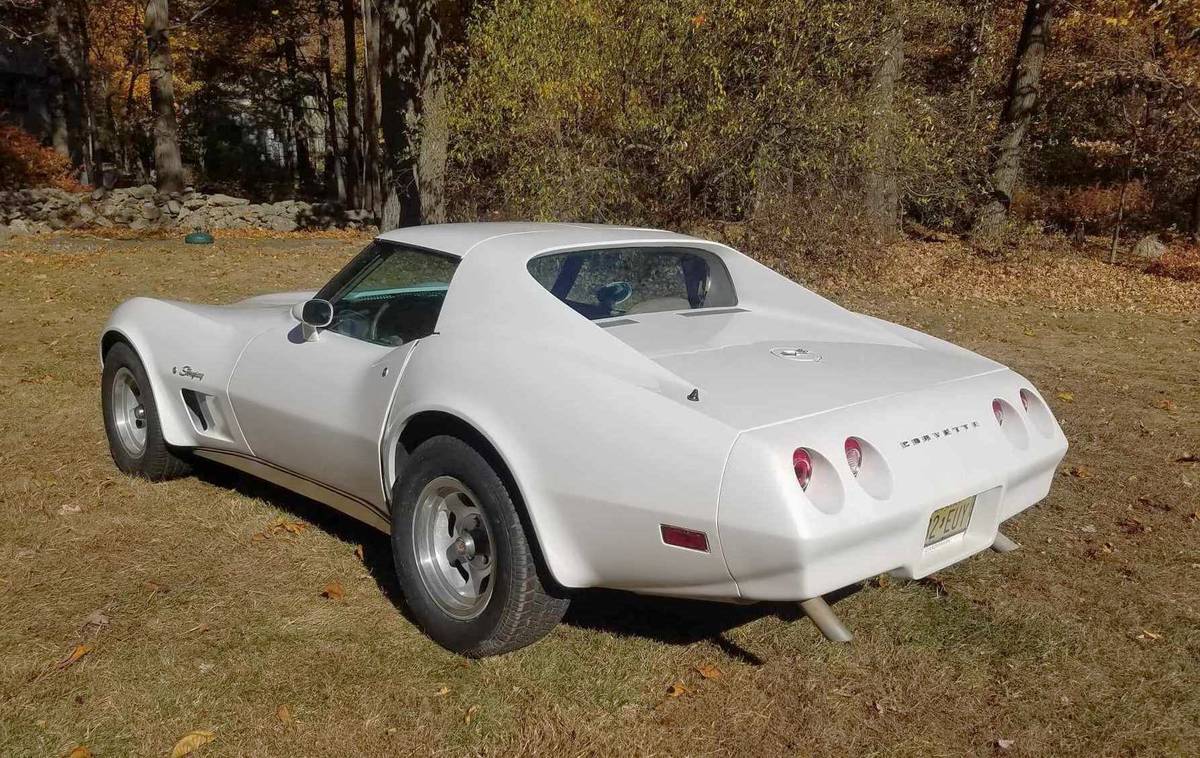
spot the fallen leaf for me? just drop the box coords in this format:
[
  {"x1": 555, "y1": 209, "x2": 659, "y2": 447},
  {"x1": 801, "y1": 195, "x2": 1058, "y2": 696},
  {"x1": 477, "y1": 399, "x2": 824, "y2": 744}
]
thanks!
[
  {"x1": 871, "y1": 701, "x2": 885, "y2": 715},
  {"x1": 695, "y1": 663, "x2": 722, "y2": 680},
  {"x1": 170, "y1": 729, "x2": 215, "y2": 758},
  {"x1": 1117, "y1": 517, "x2": 1147, "y2": 535},
  {"x1": 144, "y1": 580, "x2": 169, "y2": 594},
  {"x1": 281, "y1": 521, "x2": 306, "y2": 535},
  {"x1": 666, "y1": 682, "x2": 688, "y2": 698},
  {"x1": 1056, "y1": 391, "x2": 1074, "y2": 402},
  {"x1": 66, "y1": 746, "x2": 92, "y2": 758},
  {"x1": 1023, "y1": 328, "x2": 1036, "y2": 337},
  {"x1": 996, "y1": 738, "x2": 1015, "y2": 750},
  {"x1": 57, "y1": 644, "x2": 90, "y2": 670},
  {"x1": 433, "y1": 686, "x2": 450, "y2": 696},
  {"x1": 354, "y1": 544, "x2": 365, "y2": 561},
  {"x1": 1157, "y1": 399, "x2": 1177, "y2": 412},
  {"x1": 321, "y1": 582, "x2": 344, "y2": 601},
  {"x1": 1175, "y1": 454, "x2": 1200, "y2": 463},
  {"x1": 276, "y1": 704, "x2": 291, "y2": 723},
  {"x1": 1068, "y1": 465, "x2": 1091, "y2": 478},
  {"x1": 464, "y1": 705, "x2": 479, "y2": 724},
  {"x1": 79, "y1": 610, "x2": 109, "y2": 636},
  {"x1": 250, "y1": 532, "x2": 268, "y2": 543},
  {"x1": 58, "y1": 503, "x2": 82, "y2": 515}
]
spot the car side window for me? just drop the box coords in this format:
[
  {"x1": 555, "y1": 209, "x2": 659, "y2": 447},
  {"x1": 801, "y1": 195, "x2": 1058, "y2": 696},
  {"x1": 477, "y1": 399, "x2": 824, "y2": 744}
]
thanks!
[{"x1": 323, "y1": 243, "x2": 459, "y2": 346}]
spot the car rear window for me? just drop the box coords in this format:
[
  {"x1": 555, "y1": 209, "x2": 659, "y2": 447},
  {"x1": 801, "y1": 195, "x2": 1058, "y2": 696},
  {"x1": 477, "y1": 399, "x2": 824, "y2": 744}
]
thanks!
[{"x1": 527, "y1": 246, "x2": 737, "y2": 320}]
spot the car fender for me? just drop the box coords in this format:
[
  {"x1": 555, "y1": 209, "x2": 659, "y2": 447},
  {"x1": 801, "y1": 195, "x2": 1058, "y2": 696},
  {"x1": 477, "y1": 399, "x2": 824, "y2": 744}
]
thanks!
[{"x1": 383, "y1": 332, "x2": 743, "y2": 597}]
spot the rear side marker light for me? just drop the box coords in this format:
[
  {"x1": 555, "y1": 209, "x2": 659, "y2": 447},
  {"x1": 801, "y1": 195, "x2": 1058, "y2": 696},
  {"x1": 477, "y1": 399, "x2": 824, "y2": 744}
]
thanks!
[
  {"x1": 845, "y1": 438, "x2": 863, "y2": 477},
  {"x1": 660, "y1": 524, "x2": 709, "y2": 552},
  {"x1": 992, "y1": 399, "x2": 1004, "y2": 425},
  {"x1": 793, "y1": 448, "x2": 814, "y2": 490}
]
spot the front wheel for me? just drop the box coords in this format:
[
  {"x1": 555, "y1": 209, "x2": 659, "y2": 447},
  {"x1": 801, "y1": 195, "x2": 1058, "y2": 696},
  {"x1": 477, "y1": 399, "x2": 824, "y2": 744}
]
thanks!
[
  {"x1": 101, "y1": 341, "x2": 191, "y2": 480},
  {"x1": 391, "y1": 436, "x2": 569, "y2": 656}
]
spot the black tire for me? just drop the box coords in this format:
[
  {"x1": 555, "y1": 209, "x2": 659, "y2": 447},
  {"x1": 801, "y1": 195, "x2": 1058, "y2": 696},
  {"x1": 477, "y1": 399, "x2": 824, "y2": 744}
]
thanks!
[
  {"x1": 101, "y1": 341, "x2": 191, "y2": 480},
  {"x1": 391, "y1": 435, "x2": 569, "y2": 657}
]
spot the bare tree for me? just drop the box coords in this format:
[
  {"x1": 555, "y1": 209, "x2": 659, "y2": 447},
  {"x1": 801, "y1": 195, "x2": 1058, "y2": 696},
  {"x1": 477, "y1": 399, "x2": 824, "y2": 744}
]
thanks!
[
  {"x1": 377, "y1": 0, "x2": 440, "y2": 229},
  {"x1": 318, "y1": 0, "x2": 346, "y2": 201},
  {"x1": 863, "y1": 0, "x2": 903, "y2": 240},
  {"x1": 341, "y1": 0, "x2": 362, "y2": 208},
  {"x1": 144, "y1": 0, "x2": 185, "y2": 193},
  {"x1": 362, "y1": 0, "x2": 382, "y2": 213},
  {"x1": 970, "y1": 0, "x2": 1054, "y2": 241}
]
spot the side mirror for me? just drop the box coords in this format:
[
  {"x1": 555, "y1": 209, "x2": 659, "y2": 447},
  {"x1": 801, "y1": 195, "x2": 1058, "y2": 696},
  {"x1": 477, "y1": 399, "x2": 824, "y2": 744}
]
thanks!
[{"x1": 292, "y1": 299, "x2": 333, "y2": 341}]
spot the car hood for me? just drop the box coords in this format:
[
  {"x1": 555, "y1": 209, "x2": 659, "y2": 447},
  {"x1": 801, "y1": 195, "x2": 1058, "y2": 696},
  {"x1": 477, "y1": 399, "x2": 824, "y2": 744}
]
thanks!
[{"x1": 602, "y1": 307, "x2": 1004, "y2": 430}]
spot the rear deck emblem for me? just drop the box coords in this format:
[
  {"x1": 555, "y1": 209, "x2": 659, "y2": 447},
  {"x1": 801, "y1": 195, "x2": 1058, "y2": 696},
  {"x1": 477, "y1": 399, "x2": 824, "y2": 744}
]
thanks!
[
  {"x1": 771, "y1": 347, "x2": 822, "y2": 362},
  {"x1": 900, "y1": 421, "x2": 980, "y2": 448}
]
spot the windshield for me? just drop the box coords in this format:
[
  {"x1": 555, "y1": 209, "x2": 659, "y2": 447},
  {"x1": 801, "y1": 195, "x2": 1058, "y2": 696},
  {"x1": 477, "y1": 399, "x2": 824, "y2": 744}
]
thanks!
[{"x1": 528, "y1": 246, "x2": 737, "y2": 320}]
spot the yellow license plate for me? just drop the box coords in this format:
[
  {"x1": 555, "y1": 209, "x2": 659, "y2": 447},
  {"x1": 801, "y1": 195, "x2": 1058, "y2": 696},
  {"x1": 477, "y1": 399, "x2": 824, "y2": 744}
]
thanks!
[{"x1": 924, "y1": 496, "x2": 976, "y2": 546}]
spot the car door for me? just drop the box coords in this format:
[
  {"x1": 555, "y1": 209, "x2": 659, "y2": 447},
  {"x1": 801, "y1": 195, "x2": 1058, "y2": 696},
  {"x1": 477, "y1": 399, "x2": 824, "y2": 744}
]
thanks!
[{"x1": 227, "y1": 242, "x2": 459, "y2": 521}]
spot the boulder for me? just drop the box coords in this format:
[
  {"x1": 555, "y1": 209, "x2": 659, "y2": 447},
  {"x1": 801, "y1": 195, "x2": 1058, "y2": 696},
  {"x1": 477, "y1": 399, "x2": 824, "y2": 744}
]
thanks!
[
  {"x1": 9, "y1": 218, "x2": 31, "y2": 234},
  {"x1": 1132, "y1": 234, "x2": 1165, "y2": 262},
  {"x1": 269, "y1": 215, "x2": 298, "y2": 232},
  {"x1": 94, "y1": 215, "x2": 114, "y2": 228},
  {"x1": 166, "y1": 199, "x2": 182, "y2": 215},
  {"x1": 129, "y1": 184, "x2": 156, "y2": 199},
  {"x1": 208, "y1": 193, "x2": 249, "y2": 207},
  {"x1": 77, "y1": 203, "x2": 97, "y2": 223},
  {"x1": 90, "y1": 188, "x2": 106, "y2": 201}
]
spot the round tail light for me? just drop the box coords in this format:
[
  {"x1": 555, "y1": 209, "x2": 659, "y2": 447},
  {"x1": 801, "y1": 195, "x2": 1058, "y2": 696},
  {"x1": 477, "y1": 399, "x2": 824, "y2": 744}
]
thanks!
[
  {"x1": 992, "y1": 399, "x2": 1004, "y2": 426},
  {"x1": 845, "y1": 438, "x2": 863, "y2": 477},
  {"x1": 793, "y1": 448, "x2": 813, "y2": 490}
]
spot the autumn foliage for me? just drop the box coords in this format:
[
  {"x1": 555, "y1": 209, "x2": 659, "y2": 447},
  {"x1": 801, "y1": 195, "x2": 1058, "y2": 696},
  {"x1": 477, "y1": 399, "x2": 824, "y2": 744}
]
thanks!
[{"x1": 0, "y1": 126, "x2": 83, "y2": 192}]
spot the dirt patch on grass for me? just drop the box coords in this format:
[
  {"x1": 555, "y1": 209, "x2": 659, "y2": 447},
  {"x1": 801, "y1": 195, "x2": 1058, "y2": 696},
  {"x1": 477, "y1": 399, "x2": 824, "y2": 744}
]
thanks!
[{"x1": 1, "y1": 233, "x2": 1198, "y2": 755}]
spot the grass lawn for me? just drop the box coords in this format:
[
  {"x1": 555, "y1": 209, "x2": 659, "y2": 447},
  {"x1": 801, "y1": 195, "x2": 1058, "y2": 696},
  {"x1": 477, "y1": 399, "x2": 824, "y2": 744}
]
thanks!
[{"x1": 1, "y1": 232, "x2": 1197, "y2": 756}]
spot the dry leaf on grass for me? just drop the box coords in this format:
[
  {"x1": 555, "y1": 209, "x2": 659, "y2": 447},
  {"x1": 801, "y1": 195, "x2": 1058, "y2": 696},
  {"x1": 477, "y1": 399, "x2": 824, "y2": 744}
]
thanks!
[
  {"x1": 695, "y1": 663, "x2": 722, "y2": 680},
  {"x1": 433, "y1": 686, "x2": 450, "y2": 696},
  {"x1": 666, "y1": 682, "x2": 688, "y2": 698},
  {"x1": 1157, "y1": 399, "x2": 1177, "y2": 412},
  {"x1": 57, "y1": 644, "x2": 90, "y2": 670},
  {"x1": 79, "y1": 610, "x2": 109, "y2": 636},
  {"x1": 170, "y1": 729, "x2": 215, "y2": 757},
  {"x1": 144, "y1": 580, "x2": 169, "y2": 594},
  {"x1": 464, "y1": 705, "x2": 479, "y2": 725},
  {"x1": 66, "y1": 746, "x2": 92, "y2": 758},
  {"x1": 276, "y1": 704, "x2": 291, "y2": 723},
  {"x1": 1117, "y1": 517, "x2": 1148, "y2": 535},
  {"x1": 1056, "y1": 391, "x2": 1075, "y2": 402},
  {"x1": 996, "y1": 738, "x2": 1015, "y2": 750},
  {"x1": 1175, "y1": 454, "x2": 1200, "y2": 463},
  {"x1": 321, "y1": 582, "x2": 345, "y2": 601},
  {"x1": 1068, "y1": 465, "x2": 1091, "y2": 478}
]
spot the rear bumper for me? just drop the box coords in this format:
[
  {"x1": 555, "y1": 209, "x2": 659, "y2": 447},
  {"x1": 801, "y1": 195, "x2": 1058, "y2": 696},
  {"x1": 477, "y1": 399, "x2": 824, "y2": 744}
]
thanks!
[{"x1": 716, "y1": 372, "x2": 1068, "y2": 601}]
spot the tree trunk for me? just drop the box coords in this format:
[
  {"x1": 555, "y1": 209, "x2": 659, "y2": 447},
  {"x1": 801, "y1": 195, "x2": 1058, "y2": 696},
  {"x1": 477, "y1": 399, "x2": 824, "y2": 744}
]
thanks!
[
  {"x1": 970, "y1": 0, "x2": 1054, "y2": 241},
  {"x1": 863, "y1": 2, "x2": 903, "y2": 241},
  {"x1": 1191, "y1": 179, "x2": 1200, "y2": 243},
  {"x1": 418, "y1": 73, "x2": 448, "y2": 223},
  {"x1": 319, "y1": 0, "x2": 347, "y2": 202},
  {"x1": 341, "y1": 0, "x2": 363, "y2": 208},
  {"x1": 362, "y1": 0, "x2": 383, "y2": 214},
  {"x1": 145, "y1": 0, "x2": 185, "y2": 193},
  {"x1": 283, "y1": 38, "x2": 316, "y2": 192}
]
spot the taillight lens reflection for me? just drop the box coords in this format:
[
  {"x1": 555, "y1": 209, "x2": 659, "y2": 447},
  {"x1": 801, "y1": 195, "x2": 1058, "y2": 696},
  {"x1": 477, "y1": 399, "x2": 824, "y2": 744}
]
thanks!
[
  {"x1": 845, "y1": 437, "x2": 863, "y2": 477},
  {"x1": 793, "y1": 448, "x2": 813, "y2": 490},
  {"x1": 992, "y1": 399, "x2": 1004, "y2": 425}
]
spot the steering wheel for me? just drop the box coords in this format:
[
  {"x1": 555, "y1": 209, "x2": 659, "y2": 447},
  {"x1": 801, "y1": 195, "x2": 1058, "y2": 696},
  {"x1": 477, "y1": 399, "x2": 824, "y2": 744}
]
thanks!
[{"x1": 370, "y1": 299, "x2": 404, "y2": 345}]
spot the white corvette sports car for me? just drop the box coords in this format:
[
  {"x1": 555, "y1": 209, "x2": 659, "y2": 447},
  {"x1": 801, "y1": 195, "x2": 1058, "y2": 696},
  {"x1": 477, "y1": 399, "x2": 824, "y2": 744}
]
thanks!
[{"x1": 100, "y1": 223, "x2": 1067, "y2": 656}]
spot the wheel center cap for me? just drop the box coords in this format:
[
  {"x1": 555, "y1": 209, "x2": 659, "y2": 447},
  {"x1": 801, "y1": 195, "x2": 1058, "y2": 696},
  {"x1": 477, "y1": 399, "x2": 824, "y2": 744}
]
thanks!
[{"x1": 452, "y1": 534, "x2": 475, "y2": 562}]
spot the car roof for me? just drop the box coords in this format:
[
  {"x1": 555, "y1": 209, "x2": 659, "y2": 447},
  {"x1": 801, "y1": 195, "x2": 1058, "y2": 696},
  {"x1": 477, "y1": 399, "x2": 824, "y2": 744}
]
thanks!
[{"x1": 375, "y1": 222, "x2": 698, "y2": 258}]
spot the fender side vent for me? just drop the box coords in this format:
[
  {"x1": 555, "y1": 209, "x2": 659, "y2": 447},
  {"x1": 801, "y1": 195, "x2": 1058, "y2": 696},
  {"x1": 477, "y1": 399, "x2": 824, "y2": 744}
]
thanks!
[{"x1": 181, "y1": 389, "x2": 210, "y2": 431}]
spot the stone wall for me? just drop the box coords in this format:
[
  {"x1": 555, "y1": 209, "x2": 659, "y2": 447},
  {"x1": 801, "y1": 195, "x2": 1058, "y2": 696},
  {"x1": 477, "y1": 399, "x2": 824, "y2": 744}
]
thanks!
[{"x1": 0, "y1": 186, "x2": 375, "y2": 237}]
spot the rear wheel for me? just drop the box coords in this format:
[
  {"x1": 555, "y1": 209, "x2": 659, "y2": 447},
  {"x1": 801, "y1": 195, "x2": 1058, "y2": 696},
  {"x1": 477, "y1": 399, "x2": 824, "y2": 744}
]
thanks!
[
  {"x1": 391, "y1": 436, "x2": 568, "y2": 656},
  {"x1": 101, "y1": 341, "x2": 191, "y2": 480}
]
